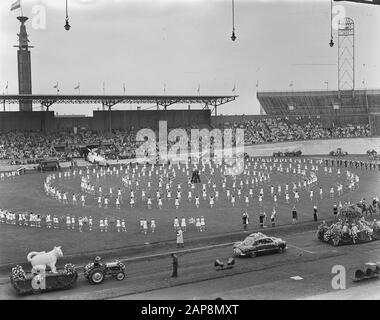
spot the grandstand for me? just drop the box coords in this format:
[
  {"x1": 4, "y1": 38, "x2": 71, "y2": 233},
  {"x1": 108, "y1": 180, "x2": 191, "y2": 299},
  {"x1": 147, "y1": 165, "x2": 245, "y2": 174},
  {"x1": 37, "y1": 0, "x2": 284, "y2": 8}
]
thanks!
[{"x1": 257, "y1": 89, "x2": 380, "y2": 134}]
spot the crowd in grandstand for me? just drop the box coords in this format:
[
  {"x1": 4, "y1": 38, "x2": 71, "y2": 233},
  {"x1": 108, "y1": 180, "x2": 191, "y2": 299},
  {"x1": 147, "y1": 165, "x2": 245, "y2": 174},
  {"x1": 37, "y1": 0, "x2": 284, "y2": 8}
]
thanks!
[
  {"x1": 0, "y1": 117, "x2": 371, "y2": 162},
  {"x1": 0, "y1": 129, "x2": 139, "y2": 163},
  {"x1": 220, "y1": 117, "x2": 371, "y2": 145}
]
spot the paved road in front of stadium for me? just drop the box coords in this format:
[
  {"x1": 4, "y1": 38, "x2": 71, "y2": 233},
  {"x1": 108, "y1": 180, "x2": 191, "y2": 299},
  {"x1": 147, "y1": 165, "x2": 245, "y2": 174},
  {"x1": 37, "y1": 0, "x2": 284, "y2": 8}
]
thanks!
[{"x1": 1, "y1": 228, "x2": 380, "y2": 300}]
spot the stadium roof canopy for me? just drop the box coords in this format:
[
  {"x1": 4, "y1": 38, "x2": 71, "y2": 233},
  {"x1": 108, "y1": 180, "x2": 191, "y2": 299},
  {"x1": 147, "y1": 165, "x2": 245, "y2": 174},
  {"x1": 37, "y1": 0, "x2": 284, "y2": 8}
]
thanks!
[
  {"x1": 257, "y1": 89, "x2": 380, "y2": 116},
  {"x1": 334, "y1": 0, "x2": 380, "y2": 5},
  {"x1": 1, "y1": 94, "x2": 237, "y2": 113}
]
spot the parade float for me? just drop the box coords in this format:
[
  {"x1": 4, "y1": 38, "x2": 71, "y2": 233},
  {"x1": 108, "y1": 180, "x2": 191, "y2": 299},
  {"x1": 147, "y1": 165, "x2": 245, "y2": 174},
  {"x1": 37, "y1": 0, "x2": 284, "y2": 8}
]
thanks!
[
  {"x1": 317, "y1": 204, "x2": 380, "y2": 246},
  {"x1": 10, "y1": 246, "x2": 78, "y2": 295},
  {"x1": 10, "y1": 248, "x2": 127, "y2": 294},
  {"x1": 87, "y1": 148, "x2": 108, "y2": 166}
]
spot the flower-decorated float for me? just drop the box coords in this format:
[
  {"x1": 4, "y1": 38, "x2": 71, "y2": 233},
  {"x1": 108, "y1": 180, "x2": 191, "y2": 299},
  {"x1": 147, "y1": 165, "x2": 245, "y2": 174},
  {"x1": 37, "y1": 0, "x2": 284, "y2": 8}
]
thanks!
[
  {"x1": 10, "y1": 246, "x2": 78, "y2": 295},
  {"x1": 317, "y1": 204, "x2": 380, "y2": 246}
]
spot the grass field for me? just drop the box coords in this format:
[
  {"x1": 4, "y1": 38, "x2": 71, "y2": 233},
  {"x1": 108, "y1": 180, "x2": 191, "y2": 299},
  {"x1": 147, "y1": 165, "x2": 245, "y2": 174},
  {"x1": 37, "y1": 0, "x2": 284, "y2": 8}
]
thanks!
[{"x1": 0, "y1": 156, "x2": 379, "y2": 265}]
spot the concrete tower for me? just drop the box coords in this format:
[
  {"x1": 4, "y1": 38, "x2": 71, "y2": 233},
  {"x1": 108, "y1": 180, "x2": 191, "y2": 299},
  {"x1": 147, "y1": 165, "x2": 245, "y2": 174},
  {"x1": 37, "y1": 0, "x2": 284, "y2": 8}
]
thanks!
[{"x1": 15, "y1": 16, "x2": 33, "y2": 111}]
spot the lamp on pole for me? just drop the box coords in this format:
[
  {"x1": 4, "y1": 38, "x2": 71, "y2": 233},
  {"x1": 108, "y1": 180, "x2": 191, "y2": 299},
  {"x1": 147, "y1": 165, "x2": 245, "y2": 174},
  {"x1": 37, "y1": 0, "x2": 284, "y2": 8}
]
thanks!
[
  {"x1": 231, "y1": 0, "x2": 236, "y2": 41},
  {"x1": 329, "y1": 0, "x2": 334, "y2": 47},
  {"x1": 64, "y1": 0, "x2": 71, "y2": 31}
]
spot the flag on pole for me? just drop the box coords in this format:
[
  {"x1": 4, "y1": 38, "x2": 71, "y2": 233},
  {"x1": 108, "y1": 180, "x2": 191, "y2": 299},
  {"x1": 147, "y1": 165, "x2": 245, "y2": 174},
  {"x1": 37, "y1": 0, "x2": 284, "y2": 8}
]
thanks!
[
  {"x1": 197, "y1": 84, "x2": 200, "y2": 95},
  {"x1": 53, "y1": 82, "x2": 59, "y2": 94},
  {"x1": 10, "y1": 0, "x2": 21, "y2": 11},
  {"x1": 5, "y1": 82, "x2": 8, "y2": 90},
  {"x1": 123, "y1": 83, "x2": 126, "y2": 94},
  {"x1": 74, "y1": 82, "x2": 80, "y2": 90},
  {"x1": 232, "y1": 84, "x2": 236, "y2": 93}
]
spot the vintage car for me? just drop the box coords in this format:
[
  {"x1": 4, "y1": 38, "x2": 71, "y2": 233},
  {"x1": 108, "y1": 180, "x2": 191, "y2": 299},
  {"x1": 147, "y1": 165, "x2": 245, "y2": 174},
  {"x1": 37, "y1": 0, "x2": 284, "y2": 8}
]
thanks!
[
  {"x1": 329, "y1": 148, "x2": 348, "y2": 156},
  {"x1": 233, "y1": 232, "x2": 287, "y2": 257},
  {"x1": 84, "y1": 256, "x2": 126, "y2": 285}
]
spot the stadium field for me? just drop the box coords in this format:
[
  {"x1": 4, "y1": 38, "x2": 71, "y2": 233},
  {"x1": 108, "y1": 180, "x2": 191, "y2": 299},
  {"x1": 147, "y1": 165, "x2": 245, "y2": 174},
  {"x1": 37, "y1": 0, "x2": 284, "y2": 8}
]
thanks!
[{"x1": 0, "y1": 156, "x2": 379, "y2": 265}]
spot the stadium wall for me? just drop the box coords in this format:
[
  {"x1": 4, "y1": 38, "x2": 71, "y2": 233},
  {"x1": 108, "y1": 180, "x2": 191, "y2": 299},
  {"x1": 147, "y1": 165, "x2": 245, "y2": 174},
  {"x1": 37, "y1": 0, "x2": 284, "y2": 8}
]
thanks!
[
  {"x1": 0, "y1": 110, "x2": 211, "y2": 132},
  {"x1": 0, "y1": 111, "x2": 55, "y2": 132},
  {"x1": 244, "y1": 137, "x2": 380, "y2": 157},
  {"x1": 92, "y1": 110, "x2": 210, "y2": 130}
]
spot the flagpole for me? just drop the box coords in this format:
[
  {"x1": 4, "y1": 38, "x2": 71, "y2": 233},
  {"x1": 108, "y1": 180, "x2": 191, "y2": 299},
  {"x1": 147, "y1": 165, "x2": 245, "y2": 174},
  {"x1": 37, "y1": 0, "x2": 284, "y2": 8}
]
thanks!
[{"x1": 20, "y1": 0, "x2": 23, "y2": 16}]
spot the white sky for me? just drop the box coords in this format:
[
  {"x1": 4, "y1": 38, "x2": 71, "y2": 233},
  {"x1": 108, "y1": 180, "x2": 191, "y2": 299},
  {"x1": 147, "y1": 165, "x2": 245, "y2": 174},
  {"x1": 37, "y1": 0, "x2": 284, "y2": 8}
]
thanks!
[{"x1": 0, "y1": 0, "x2": 379, "y2": 115}]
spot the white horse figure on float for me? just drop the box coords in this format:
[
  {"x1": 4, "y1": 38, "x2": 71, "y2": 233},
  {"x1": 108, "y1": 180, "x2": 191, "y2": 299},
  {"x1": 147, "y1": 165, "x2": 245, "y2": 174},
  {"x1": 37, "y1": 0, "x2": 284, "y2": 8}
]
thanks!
[{"x1": 27, "y1": 246, "x2": 63, "y2": 274}]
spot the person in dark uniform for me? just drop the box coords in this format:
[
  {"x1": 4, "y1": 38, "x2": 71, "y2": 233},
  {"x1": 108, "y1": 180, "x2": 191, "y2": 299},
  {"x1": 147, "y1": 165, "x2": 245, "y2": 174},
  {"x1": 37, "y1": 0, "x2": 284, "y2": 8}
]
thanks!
[
  {"x1": 313, "y1": 205, "x2": 318, "y2": 222},
  {"x1": 333, "y1": 205, "x2": 338, "y2": 219},
  {"x1": 171, "y1": 253, "x2": 178, "y2": 278},
  {"x1": 242, "y1": 212, "x2": 249, "y2": 231},
  {"x1": 292, "y1": 206, "x2": 298, "y2": 224},
  {"x1": 191, "y1": 170, "x2": 201, "y2": 183},
  {"x1": 259, "y1": 212, "x2": 265, "y2": 228}
]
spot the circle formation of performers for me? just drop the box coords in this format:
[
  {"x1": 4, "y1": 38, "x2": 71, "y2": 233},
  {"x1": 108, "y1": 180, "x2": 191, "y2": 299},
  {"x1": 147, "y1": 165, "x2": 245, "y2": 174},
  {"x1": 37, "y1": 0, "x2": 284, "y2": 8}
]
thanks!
[{"x1": 1, "y1": 156, "x2": 376, "y2": 234}]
